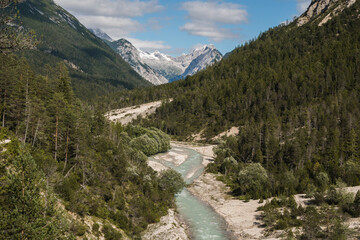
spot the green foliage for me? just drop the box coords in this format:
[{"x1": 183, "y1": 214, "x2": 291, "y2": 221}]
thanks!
[
  {"x1": 70, "y1": 221, "x2": 87, "y2": 237},
  {"x1": 128, "y1": 126, "x2": 170, "y2": 156},
  {"x1": 102, "y1": 224, "x2": 123, "y2": 240},
  {"x1": 16, "y1": 0, "x2": 150, "y2": 100},
  {"x1": 237, "y1": 163, "x2": 269, "y2": 199},
  {"x1": 259, "y1": 197, "x2": 351, "y2": 239},
  {"x1": 158, "y1": 169, "x2": 186, "y2": 195},
  {"x1": 315, "y1": 172, "x2": 330, "y2": 192},
  {"x1": 343, "y1": 190, "x2": 360, "y2": 217},
  {"x1": 0, "y1": 143, "x2": 74, "y2": 239},
  {"x1": 0, "y1": 54, "x2": 177, "y2": 238},
  {"x1": 99, "y1": 1, "x2": 360, "y2": 201},
  {"x1": 0, "y1": 0, "x2": 37, "y2": 54}
]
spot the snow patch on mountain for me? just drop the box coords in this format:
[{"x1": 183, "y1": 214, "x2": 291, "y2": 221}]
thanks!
[
  {"x1": 178, "y1": 45, "x2": 222, "y2": 78},
  {"x1": 109, "y1": 39, "x2": 168, "y2": 85},
  {"x1": 140, "y1": 44, "x2": 223, "y2": 81},
  {"x1": 92, "y1": 29, "x2": 223, "y2": 84},
  {"x1": 89, "y1": 28, "x2": 113, "y2": 42}
]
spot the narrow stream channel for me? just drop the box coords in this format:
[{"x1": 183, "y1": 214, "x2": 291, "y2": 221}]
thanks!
[{"x1": 149, "y1": 147, "x2": 229, "y2": 240}]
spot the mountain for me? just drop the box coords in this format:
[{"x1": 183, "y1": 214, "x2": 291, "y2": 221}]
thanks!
[
  {"x1": 176, "y1": 45, "x2": 223, "y2": 79},
  {"x1": 297, "y1": 0, "x2": 356, "y2": 26},
  {"x1": 17, "y1": 0, "x2": 150, "y2": 100},
  {"x1": 139, "y1": 50, "x2": 184, "y2": 81},
  {"x1": 93, "y1": 32, "x2": 223, "y2": 83},
  {"x1": 101, "y1": 0, "x2": 360, "y2": 215},
  {"x1": 140, "y1": 45, "x2": 223, "y2": 82},
  {"x1": 107, "y1": 39, "x2": 168, "y2": 85},
  {"x1": 89, "y1": 28, "x2": 113, "y2": 42}
]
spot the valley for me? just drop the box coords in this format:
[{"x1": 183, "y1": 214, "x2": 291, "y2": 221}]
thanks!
[
  {"x1": 100, "y1": 33, "x2": 223, "y2": 85},
  {"x1": 1, "y1": 0, "x2": 360, "y2": 239}
]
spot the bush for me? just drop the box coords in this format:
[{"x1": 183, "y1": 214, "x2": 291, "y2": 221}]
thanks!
[
  {"x1": 129, "y1": 127, "x2": 170, "y2": 156},
  {"x1": 102, "y1": 224, "x2": 123, "y2": 240},
  {"x1": 237, "y1": 163, "x2": 269, "y2": 199},
  {"x1": 70, "y1": 221, "x2": 87, "y2": 236},
  {"x1": 92, "y1": 222, "x2": 100, "y2": 233},
  {"x1": 158, "y1": 169, "x2": 186, "y2": 194}
]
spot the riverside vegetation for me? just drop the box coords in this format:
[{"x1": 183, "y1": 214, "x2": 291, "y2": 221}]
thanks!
[
  {"x1": 0, "y1": 56, "x2": 185, "y2": 239},
  {"x1": 0, "y1": 1, "x2": 184, "y2": 239},
  {"x1": 2, "y1": 0, "x2": 360, "y2": 239},
  {"x1": 98, "y1": 0, "x2": 360, "y2": 238},
  {"x1": 100, "y1": 0, "x2": 360, "y2": 199}
]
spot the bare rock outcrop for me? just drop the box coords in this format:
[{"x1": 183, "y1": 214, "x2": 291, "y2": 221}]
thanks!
[{"x1": 297, "y1": 0, "x2": 356, "y2": 26}]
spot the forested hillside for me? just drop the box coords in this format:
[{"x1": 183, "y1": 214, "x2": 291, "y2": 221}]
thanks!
[
  {"x1": 17, "y1": 0, "x2": 150, "y2": 100},
  {"x1": 0, "y1": 2, "x2": 184, "y2": 238},
  {"x1": 102, "y1": 1, "x2": 360, "y2": 198},
  {"x1": 0, "y1": 54, "x2": 184, "y2": 238}
]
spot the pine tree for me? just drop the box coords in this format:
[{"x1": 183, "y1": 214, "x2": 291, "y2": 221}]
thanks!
[{"x1": 0, "y1": 143, "x2": 73, "y2": 239}]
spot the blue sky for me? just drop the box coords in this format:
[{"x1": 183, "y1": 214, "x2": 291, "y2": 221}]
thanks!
[{"x1": 54, "y1": 0, "x2": 311, "y2": 56}]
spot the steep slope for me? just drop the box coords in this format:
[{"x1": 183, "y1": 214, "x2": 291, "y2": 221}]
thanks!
[
  {"x1": 139, "y1": 50, "x2": 184, "y2": 81},
  {"x1": 93, "y1": 29, "x2": 223, "y2": 83},
  {"x1": 178, "y1": 45, "x2": 223, "y2": 79},
  {"x1": 297, "y1": 0, "x2": 357, "y2": 26},
  {"x1": 0, "y1": 54, "x2": 182, "y2": 238},
  {"x1": 108, "y1": 39, "x2": 168, "y2": 85},
  {"x1": 102, "y1": 0, "x2": 360, "y2": 198},
  {"x1": 17, "y1": 0, "x2": 150, "y2": 99},
  {"x1": 141, "y1": 45, "x2": 223, "y2": 81},
  {"x1": 89, "y1": 28, "x2": 113, "y2": 42},
  {"x1": 145, "y1": 0, "x2": 360, "y2": 138}
]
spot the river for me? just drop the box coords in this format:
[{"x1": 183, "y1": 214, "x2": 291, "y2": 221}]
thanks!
[{"x1": 149, "y1": 147, "x2": 230, "y2": 240}]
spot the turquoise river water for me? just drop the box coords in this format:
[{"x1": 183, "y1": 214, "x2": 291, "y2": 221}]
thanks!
[{"x1": 149, "y1": 147, "x2": 230, "y2": 240}]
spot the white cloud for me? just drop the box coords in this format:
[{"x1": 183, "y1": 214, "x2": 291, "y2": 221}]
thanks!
[
  {"x1": 78, "y1": 16, "x2": 143, "y2": 38},
  {"x1": 180, "y1": 1, "x2": 248, "y2": 42},
  {"x1": 125, "y1": 38, "x2": 171, "y2": 51},
  {"x1": 296, "y1": 0, "x2": 311, "y2": 14},
  {"x1": 54, "y1": 0, "x2": 164, "y2": 18},
  {"x1": 54, "y1": 0, "x2": 164, "y2": 37}
]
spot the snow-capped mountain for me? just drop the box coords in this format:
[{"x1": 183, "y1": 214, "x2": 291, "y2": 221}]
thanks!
[
  {"x1": 139, "y1": 51, "x2": 184, "y2": 80},
  {"x1": 140, "y1": 45, "x2": 223, "y2": 81},
  {"x1": 93, "y1": 29, "x2": 223, "y2": 84},
  {"x1": 108, "y1": 39, "x2": 168, "y2": 85},
  {"x1": 178, "y1": 45, "x2": 223, "y2": 78}
]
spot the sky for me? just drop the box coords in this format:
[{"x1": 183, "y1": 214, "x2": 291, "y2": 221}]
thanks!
[{"x1": 54, "y1": 0, "x2": 311, "y2": 56}]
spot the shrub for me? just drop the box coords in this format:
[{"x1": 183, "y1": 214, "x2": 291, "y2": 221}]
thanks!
[
  {"x1": 70, "y1": 221, "x2": 87, "y2": 236},
  {"x1": 102, "y1": 224, "x2": 123, "y2": 240},
  {"x1": 158, "y1": 169, "x2": 186, "y2": 194},
  {"x1": 237, "y1": 163, "x2": 269, "y2": 199}
]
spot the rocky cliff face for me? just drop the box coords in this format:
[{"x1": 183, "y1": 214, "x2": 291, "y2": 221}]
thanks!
[
  {"x1": 297, "y1": 0, "x2": 357, "y2": 26},
  {"x1": 109, "y1": 39, "x2": 168, "y2": 85},
  {"x1": 93, "y1": 28, "x2": 223, "y2": 84},
  {"x1": 179, "y1": 45, "x2": 222, "y2": 78},
  {"x1": 141, "y1": 45, "x2": 223, "y2": 82}
]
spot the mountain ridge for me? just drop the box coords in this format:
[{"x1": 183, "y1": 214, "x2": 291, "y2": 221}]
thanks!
[
  {"x1": 108, "y1": 38, "x2": 168, "y2": 85},
  {"x1": 17, "y1": 0, "x2": 150, "y2": 99},
  {"x1": 297, "y1": 0, "x2": 357, "y2": 26},
  {"x1": 91, "y1": 29, "x2": 223, "y2": 83}
]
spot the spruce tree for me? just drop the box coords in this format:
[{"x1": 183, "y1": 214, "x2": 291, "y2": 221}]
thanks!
[{"x1": 0, "y1": 143, "x2": 73, "y2": 239}]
